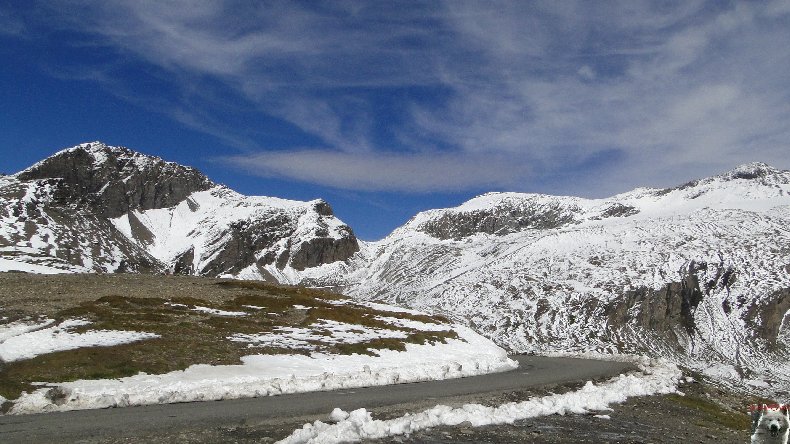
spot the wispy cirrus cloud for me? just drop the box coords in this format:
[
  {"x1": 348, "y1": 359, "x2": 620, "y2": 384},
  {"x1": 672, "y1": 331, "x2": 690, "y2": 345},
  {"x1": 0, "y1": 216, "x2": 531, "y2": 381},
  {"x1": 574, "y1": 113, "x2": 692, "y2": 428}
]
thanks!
[{"x1": 16, "y1": 0, "x2": 790, "y2": 195}]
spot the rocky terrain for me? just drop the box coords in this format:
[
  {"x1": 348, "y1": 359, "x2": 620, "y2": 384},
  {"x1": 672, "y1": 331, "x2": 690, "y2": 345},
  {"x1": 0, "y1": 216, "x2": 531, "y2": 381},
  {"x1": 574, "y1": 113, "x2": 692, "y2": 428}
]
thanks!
[{"x1": 0, "y1": 142, "x2": 358, "y2": 277}]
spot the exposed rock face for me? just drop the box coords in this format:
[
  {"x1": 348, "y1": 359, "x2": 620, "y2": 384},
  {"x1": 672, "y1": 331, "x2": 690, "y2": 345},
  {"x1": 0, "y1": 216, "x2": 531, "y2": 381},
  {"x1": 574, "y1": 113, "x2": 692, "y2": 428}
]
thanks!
[
  {"x1": 0, "y1": 175, "x2": 163, "y2": 273},
  {"x1": 1, "y1": 142, "x2": 358, "y2": 275},
  {"x1": 746, "y1": 288, "x2": 790, "y2": 345},
  {"x1": 17, "y1": 142, "x2": 214, "y2": 218},
  {"x1": 595, "y1": 203, "x2": 640, "y2": 219},
  {"x1": 413, "y1": 193, "x2": 648, "y2": 241},
  {"x1": 289, "y1": 230, "x2": 359, "y2": 271},
  {"x1": 419, "y1": 198, "x2": 579, "y2": 240}
]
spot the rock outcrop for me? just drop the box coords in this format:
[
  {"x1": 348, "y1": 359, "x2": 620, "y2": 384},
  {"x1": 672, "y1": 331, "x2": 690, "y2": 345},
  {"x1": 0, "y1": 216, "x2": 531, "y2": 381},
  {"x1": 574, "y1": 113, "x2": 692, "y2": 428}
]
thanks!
[
  {"x1": 17, "y1": 142, "x2": 214, "y2": 218},
  {"x1": 417, "y1": 196, "x2": 580, "y2": 240}
]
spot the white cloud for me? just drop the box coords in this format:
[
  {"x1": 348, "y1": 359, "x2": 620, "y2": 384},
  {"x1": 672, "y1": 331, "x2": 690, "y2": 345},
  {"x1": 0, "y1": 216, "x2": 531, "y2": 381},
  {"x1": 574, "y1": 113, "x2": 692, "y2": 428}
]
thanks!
[
  {"x1": 224, "y1": 150, "x2": 530, "y2": 192},
  {"x1": 577, "y1": 65, "x2": 595, "y2": 80},
  {"x1": 29, "y1": 0, "x2": 790, "y2": 194}
]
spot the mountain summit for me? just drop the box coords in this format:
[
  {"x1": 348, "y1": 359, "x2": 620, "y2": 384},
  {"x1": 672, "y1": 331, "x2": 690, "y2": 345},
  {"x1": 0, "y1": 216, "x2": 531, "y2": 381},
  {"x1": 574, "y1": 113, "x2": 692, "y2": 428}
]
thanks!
[
  {"x1": 1, "y1": 142, "x2": 359, "y2": 276},
  {"x1": 16, "y1": 141, "x2": 214, "y2": 218}
]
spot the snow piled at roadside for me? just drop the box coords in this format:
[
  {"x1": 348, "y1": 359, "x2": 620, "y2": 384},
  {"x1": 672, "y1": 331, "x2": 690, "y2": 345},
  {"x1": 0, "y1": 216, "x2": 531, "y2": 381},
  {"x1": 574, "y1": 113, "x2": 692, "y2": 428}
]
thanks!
[
  {"x1": 0, "y1": 319, "x2": 159, "y2": 362},
  {"x1": 278, "y1": 357, "x2": 681, "y2": 444},
  {"x1": 7, "y1": 325, "x2": 516, "y2": 414}
]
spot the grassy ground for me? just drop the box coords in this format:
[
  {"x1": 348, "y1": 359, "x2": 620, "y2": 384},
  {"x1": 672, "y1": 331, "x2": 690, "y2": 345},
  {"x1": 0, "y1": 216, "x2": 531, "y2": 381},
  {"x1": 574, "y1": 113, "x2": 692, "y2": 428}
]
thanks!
[{"x1": 0, "y1": 274, "x2": 456, "y2": 405}]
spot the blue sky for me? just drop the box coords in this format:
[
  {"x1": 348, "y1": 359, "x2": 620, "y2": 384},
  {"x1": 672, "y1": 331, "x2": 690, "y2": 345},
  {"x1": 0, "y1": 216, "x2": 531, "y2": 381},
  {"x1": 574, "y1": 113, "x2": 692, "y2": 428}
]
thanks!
[{"x1": 2, "y1": 1, "x2": 790, "y2": 240}]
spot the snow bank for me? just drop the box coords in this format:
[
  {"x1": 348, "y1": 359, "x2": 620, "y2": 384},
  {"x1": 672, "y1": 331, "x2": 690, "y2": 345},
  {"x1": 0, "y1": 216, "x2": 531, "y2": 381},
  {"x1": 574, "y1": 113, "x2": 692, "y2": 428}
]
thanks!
[
  {"x1": 7, "y1": 325, "x2": 516, "y2": 414},
  {"x1": 0, "y1": 319, "x2": 159, "y2": 362},
  {"x1": 278, "y1": 357, "x2": 681, "y2": 444}
]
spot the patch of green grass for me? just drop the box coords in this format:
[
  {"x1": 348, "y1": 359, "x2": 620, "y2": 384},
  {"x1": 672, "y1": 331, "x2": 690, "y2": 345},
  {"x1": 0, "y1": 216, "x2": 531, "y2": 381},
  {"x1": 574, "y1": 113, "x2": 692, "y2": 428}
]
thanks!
[
  {"x1": 0, "y1": 279, "x2": 457, "y2": 401},
  {"x1": 666, "y1": 393, "x2": 750, "y2": 431},
  {"x1": 337, "y1": 338, "x2": 408, "y2": 355}
]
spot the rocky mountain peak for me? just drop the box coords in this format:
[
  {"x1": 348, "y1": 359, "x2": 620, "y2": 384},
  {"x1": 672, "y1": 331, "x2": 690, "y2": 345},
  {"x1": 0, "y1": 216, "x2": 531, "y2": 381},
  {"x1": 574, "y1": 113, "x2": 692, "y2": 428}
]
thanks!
[
  {"x1": 412, "y1": 193, "x2": 581, "y2": 240},
  {"x1": 719, "y1": 161, "x2": 784, "y2": 181},
  {"x1": 2, "y1": 142, "x2": 360, "y2": 276},
  {"x1": 16, "y1": 141, "x2": 214, "y2": 218},
  {"x1": 310, "y1": 199, "x2": 334, "y2": 217},
  {"x1": 656, "y1": 162, "x2": 790, "y2": 198}
]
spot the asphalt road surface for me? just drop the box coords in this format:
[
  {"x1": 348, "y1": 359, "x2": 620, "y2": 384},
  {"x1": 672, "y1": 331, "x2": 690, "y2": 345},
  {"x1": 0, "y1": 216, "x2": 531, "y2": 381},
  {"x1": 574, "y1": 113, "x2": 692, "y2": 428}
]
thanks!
[{"x1": 0, "y1": 355, "x2": 634, "y2": 443}]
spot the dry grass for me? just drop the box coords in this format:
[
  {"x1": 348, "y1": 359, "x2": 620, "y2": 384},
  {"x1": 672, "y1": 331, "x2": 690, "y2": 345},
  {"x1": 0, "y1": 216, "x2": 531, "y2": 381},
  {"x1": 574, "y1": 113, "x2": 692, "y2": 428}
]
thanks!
[{"x1": 0, "y1": 276, "x2": 457, "y2": 403}]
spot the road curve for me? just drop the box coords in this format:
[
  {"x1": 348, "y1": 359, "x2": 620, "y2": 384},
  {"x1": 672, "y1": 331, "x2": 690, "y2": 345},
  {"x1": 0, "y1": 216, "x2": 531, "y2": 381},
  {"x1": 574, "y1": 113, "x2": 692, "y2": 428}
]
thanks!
[{"x1": 0, "y1": 355, "x2": 634, "y2": 443}]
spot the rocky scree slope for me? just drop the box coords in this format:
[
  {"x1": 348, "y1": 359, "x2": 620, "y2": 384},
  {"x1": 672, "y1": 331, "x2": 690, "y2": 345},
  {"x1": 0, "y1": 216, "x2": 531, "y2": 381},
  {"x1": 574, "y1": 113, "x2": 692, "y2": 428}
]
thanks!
[
  {"x1": 301, "y1": 162, "x2": 790, "y2": 397},
  {"x1": 0, "y1": 142, "x2": 358, "y2": 276}
]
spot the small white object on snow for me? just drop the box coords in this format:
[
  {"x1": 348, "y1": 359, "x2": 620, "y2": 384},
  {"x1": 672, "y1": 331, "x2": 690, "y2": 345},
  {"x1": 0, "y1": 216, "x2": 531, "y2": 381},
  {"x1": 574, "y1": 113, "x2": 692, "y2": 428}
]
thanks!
[{"x1": 329, "y1": 408, "x2": 350, "y2": 422}]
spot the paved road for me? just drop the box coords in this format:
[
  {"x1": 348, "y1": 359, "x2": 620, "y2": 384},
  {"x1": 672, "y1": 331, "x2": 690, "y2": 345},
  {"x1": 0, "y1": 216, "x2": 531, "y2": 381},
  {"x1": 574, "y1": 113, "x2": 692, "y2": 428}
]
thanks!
[{"x1": 0, "y1": 356, "x2": 634, "y2": 443}]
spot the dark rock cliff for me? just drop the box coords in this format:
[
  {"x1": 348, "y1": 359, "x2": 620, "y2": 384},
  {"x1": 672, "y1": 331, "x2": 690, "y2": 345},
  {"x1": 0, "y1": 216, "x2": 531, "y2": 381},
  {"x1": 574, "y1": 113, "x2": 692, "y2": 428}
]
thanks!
[
  {"x1": 419, "y1": 200, "x2": 579, "y2": 240},
  {"x1": 17, "y1": 142, "x2": 213, "y2": 218}
]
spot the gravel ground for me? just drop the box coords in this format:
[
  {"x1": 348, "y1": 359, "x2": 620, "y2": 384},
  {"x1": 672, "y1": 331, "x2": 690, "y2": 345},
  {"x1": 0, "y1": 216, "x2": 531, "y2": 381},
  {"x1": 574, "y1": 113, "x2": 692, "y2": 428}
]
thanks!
[{"x1": 0, "y1": 273, "x2": 234, "y2": 318}]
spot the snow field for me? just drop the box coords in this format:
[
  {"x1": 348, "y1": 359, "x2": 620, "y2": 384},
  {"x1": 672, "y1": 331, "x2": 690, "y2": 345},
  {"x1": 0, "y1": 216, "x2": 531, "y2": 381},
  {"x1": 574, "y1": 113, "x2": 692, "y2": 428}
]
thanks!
[
  {"x1": 7, "y1": 325, "x2": 516, "y2": 414},
  {"x1": 0, "y1": 319, "x2": 159, "y2": 362},
  {"x1": 277, "y1": 357, "x2": 682, "y2": 444}
]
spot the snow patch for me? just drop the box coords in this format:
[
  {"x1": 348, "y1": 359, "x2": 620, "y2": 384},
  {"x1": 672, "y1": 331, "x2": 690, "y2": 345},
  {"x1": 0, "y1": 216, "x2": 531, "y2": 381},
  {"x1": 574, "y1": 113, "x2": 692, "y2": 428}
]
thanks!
[
  {"x1": 0, "y1": 319, "x2": 55, "y2": 342},
  {"x1": 0, "y1": 258, "x2": 68, "y2": 274},
  {"x1": 702, "y1": 363, "x2": 740, "y2": 380},
  {"x1": 190, "y1": 306, "x2": 247, "y2": 317},
  {"x1": 229, "y1": 319, "x2": 409, "y2": 350},
  {"x1": 277, "y1": 358, "x2": 681, "y2": 444},
  {"x1": 0, "y1": 319, "x2": 159, "y2": 362},
  {"x1": 7, "y1": 325, "x2": 515, "y2": 414}
]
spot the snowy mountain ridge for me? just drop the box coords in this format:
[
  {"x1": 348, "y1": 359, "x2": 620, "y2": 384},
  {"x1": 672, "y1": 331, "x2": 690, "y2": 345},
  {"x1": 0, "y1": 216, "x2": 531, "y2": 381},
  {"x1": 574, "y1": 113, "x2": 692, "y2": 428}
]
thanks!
[
  {"x1": 294, "y1": 162, "x2": 790, "y2": 396},
  {"x1": 402, "y1": 161, "x2": 790, "y2": 240},
  {"x1": 0, "y1": 142, "x2": 358, "y2": 276}
]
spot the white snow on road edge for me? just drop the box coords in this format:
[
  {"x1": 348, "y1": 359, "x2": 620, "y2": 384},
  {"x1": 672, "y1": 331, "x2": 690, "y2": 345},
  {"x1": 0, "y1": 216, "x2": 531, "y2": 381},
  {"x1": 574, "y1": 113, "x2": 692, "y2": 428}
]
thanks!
[
  {"x1": 277, "y1": 357, "x2": 681, "y2": 444},
  {"x1": 7, "y1": 325, "x2": 516, "y2": 414}
]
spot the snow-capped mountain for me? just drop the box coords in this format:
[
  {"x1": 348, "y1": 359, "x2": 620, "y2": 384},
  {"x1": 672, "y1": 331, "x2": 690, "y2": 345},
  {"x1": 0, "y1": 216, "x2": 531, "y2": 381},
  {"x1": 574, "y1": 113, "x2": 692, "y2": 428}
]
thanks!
[
  {"x1": 300, "y1": 162, "x2": 790, "y2": 395},
  {"x1": 0, "y1": 142, "x2": 358, "y2": 276},
  {"x1": 4, "y1": 142, "x2": 790, "y2": 395}
]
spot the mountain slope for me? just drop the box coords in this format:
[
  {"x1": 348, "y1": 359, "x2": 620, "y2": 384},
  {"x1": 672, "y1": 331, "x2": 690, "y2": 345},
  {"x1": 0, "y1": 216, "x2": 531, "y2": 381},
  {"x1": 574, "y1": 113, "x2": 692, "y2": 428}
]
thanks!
[
  {"x1": 303, "y1": 162, "x2": 790, "y2": 395},
  {"x1": 0, "y1": 142, "x2": 359, "y2": 276}
]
